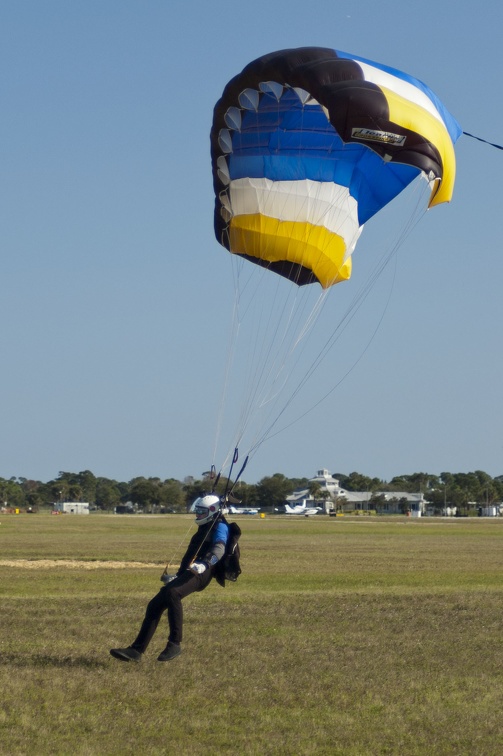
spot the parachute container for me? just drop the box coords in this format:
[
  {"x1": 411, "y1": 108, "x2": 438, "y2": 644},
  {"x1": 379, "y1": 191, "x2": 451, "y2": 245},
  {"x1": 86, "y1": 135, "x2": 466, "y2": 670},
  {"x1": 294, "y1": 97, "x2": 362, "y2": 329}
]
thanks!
[{"x1": 211, "y1": 47, "x2": 461, "y2": 289}]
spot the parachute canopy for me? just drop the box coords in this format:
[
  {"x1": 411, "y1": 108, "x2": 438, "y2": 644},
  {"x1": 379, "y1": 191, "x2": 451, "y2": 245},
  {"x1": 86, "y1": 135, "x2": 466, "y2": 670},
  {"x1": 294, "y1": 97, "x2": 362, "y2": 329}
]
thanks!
[{"x1": 211, "y1": 47, "x2": 461, "y2": 289}]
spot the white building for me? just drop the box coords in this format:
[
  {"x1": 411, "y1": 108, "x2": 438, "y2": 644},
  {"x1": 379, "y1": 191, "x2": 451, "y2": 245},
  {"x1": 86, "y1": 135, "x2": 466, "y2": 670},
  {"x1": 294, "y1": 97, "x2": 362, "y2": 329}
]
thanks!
[
  {"x1": 286, "y1": 469, "x2": 426, "y2": 515},
  {"x1": 54, "y1": 502, "x2": 90, "y2": 515}
]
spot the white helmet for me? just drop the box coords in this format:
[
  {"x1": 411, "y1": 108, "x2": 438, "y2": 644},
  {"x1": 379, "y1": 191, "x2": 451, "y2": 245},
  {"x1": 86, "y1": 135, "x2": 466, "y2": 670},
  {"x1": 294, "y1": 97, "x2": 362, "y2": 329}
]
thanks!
[{"x1": 190, "y1": 494, "x2": 221, "y2": 526}]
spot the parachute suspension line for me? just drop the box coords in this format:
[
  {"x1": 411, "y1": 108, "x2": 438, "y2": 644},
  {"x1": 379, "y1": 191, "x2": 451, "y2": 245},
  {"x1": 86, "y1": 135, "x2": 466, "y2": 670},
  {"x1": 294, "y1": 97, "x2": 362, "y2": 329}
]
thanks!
[
  {"x1": 250, "y1": 253, "x2": 400, "y2": 452},
  {"x1": 271, "y1": 187, "x2": 426, "y2": 435},
  {"x1": 244, "y1": 176, "x2": 426, "y2": 462},
  {"x1": 217, "y1": 225, "x2": 266, "y2": 468},
  {"x1": 242, "y1": 178, "x2": 358, "y2": 455},
  {"x1": 213, "y1": 245, "x2": 267, "y2": 474},
  {"x1": 215, "y1": 66, "x2": 291, "y2": 470},
  {"x1": 247, "y1": 181, "x2": 430, "y2": 455},
  {"x1": 222, "y1": 265, "x2": 271, "y2": 457},
  {"x1": 211, "y1": 49, "x2": 461, "y2": 469},
  {"x1": 162, "y1": 518, "x2": 197, "y2": 577},
  {"x1": 238, "y1": 270, "x2": 284, "y2": 418},
  {"x1": 219, "y1": 102, "x2": 361, "y2": 464},
  {"x1": 214, "y1": 249, "x2": 329, "y2": 476},
  {"x1": 227, "y1": 259, "x2": 304, "y2": 436},
  {"x1": 251, "y1": 281, "x2": 327, "y2": 410},
  {"x1": 212, "y1": 254, "x2": 279, "y2": 475},
  {"x1": 211, "y1": 262, "x2": 242, "y2": 472},
  {"x1": 229, "y1": 87, "x2": 304, "y2": 440},
  {"x1": 265, "y1": 291, "x2": 328, "y2": 401},
  {"x1": 226, "y1": 93, "x2": 336, "y2": 454},
  {"x1": 242, "y1": 288, "x2": 329, "y2": 455},
  {"x1": 230, "y1": 260, "x2": 330, "y2": 457},
  {"x1": 463, "y1": 131, "x2": 503, "y2": 151}
]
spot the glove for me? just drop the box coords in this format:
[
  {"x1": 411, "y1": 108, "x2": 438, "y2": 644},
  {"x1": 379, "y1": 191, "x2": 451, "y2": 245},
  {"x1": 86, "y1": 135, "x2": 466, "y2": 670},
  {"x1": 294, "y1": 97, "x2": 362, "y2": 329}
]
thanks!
[
  {"x1": 160, "y1": 573, "x2": 177, "y2": 585},
  {"x1": 189, "y1": 562, "x2": 207, "y2": 575}
]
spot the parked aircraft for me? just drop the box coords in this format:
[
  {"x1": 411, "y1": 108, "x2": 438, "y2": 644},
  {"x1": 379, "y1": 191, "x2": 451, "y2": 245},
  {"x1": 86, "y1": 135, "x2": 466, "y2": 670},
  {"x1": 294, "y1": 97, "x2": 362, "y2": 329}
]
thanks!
[
  {"x1": 228, "y1": 505, "x2": 260, "y2": 515},
  {"x1": 283, "y1": 502, "x2": 321, "y2": 517}
]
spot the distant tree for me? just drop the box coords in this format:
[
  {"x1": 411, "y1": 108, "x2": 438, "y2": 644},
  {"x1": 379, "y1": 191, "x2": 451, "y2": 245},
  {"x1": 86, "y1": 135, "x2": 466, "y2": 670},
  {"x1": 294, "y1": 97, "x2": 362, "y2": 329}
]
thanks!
[
  {"x1": 256, "y1": 473, "x2": 295, "y2": 512},
  {"x1": 162, "y1": 479, "x2": 185, "y2": 511},
  {"x1": 46, "y1": 478, "x2": 71, "y2": 505},
  {"x1": 129, "y1": 478, "x2": 165, "y2": 512},
  {"x1": 389, "y1": 473, "x2": 439, "y2": 493},
  {"x1": 47, "y1": 471, "x2": 93, "y2": 503},
  {"x1": 95, "y1": 478, "x2": 122, "y2": 511},
  {"x1": 341, "y1": 472, "x2": 382, "y2": 492},
  {"x1": 425, "y1": 479, "x2": 470, "y2": 512},
  {"x1": 288, "y1": 477, "x2": 310, "y2": 491},
  {"x1": 332, "y1": 473, "x2": 347, "y2": 483},
  {"x1": 369, "y1": 493, "x2": 387, "y2": 513},
  {"x1": 308, "y1": 481, "x2": 323, "y2": 500},
  {"x1": 117, "y1": 481, "x2": 131, "y2": 502},
  {"x1": 469, "y1": 471, "x2": 501, "y2": 505},
  {"x1": 382, "y1": 496, "x2": 409, "y2": 514},
  {"x1": 334, "y1": 495, "x2": 347, "y2": 512},
  {"x1": 182, "y1": 477, "x2": 220, "y2": 509},
  {"x1": 0, "y1": 466, "x2": 500, "y2": 517},
  {"x1": 20, "y1": 479, "x2": 45, "y2": 510},
  {"x1": 423, "y1": 470, "x2": 503, "y2": 513},
  {"x1": 398, "y1": 497, "x2": 410, "y2": 514},
  {"x1": 75, "y1": 470, "x2": 97, "y2": 503},
  {"x1": 0, "y1": 477, "x2": 25, "y2": 508},
  {"x1": 227, "y1": 481, "x2": 258, "y2": 508}
]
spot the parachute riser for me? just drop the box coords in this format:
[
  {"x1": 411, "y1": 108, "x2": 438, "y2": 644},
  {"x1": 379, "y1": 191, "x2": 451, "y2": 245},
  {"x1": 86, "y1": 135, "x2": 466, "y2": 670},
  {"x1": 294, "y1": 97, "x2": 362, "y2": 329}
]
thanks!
[{"x1": 212, "y1": 448, "x2": 249, "y2": 506}]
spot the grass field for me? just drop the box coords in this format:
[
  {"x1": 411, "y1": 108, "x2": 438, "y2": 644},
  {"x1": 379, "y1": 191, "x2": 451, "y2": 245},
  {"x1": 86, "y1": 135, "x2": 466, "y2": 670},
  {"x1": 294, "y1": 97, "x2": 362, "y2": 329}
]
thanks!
[{"x1": 1, "y1": 513, "x2": 502, "y2": 755}]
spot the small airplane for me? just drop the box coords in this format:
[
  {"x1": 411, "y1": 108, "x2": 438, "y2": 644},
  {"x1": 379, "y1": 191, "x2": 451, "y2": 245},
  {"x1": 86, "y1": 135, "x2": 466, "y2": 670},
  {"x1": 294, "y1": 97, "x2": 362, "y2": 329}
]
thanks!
[
  {"x1": 282, "y1": 501, "x2": 321, "y2": 517},
  {"x1": 228, "y1": 505, "x2": 260, "y2": 515}
]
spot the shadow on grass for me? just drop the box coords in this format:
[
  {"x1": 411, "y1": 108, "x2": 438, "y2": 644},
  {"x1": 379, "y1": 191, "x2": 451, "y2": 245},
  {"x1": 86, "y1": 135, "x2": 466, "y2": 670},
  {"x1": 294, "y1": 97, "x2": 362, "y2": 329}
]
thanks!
[{"x1": 0, "y1": 653, "x2": 107, "y2": 669}]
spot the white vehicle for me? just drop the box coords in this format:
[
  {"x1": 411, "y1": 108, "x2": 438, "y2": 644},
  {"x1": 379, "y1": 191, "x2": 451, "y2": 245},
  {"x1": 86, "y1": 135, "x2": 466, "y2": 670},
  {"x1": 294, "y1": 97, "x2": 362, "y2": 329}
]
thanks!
[
  {"x1": 283, "y1": 501, "x2": 321, "y2": 517},
  {"x1": 228, "y1": 505, "x2": 260, "y2": 515}
]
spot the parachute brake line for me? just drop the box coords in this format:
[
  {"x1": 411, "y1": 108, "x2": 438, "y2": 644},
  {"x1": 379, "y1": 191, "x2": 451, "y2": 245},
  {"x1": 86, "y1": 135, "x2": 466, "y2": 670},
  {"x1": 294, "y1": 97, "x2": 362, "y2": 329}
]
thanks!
[
  {"x1": 162, "y1": 520, "x2": 195, "y2": 577},
  {"x1": 463, "y1": 131, "x2": 503, "y2": 151}
]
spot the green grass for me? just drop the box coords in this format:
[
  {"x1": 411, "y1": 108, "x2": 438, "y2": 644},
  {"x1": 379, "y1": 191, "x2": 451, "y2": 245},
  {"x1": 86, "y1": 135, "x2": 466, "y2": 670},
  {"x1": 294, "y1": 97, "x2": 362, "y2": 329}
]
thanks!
[{"x1": 1, "y1": 514, "x2": 503, "y2": 754}]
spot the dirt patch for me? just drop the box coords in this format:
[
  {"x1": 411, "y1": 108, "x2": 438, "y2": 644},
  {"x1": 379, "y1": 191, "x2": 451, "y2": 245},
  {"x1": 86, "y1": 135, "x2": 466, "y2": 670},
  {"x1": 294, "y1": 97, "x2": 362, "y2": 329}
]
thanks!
[{"x1": 0, "y1": 559, "x2": 163, "y2": 570}]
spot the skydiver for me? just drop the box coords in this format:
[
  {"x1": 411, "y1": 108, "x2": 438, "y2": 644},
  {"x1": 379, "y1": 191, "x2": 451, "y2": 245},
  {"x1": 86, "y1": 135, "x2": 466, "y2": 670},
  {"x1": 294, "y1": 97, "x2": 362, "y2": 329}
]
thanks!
[{"x1": 110, "y1": 494, "x2": 229, "y2": 662}]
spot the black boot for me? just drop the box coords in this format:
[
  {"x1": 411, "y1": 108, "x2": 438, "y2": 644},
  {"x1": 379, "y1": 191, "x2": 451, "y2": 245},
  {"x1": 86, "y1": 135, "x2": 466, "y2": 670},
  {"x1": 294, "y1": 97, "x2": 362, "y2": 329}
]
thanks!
[
  {"x1": 157, "y1": 642, "x2": 182, "y2": 662},
  {"x1": 110, "y1": 647, "x2": 142, "y2": 662}
]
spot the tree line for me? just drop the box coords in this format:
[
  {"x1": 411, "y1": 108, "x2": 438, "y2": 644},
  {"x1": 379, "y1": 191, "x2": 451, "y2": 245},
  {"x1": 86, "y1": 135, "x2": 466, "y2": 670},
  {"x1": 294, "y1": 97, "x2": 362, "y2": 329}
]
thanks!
[{"x1": 1, "y1": 469, "x2": 502, "y2": 514}]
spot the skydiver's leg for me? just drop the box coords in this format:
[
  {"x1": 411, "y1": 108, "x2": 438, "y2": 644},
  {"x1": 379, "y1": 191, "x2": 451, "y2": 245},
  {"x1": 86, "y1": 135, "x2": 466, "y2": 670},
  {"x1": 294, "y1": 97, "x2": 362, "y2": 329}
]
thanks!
[
  {"x1": 128, "y1": 571, "x2": 210, "y2": 651},
  {"x1": 111, "y1": 588, "x2": 168, "y2": 661},
  {"x1": 165, "y1": 570, "x2": 212, "y2": 644},
  {"x1": 129, "y1": 589, "x2": 168, "y2": 653}
]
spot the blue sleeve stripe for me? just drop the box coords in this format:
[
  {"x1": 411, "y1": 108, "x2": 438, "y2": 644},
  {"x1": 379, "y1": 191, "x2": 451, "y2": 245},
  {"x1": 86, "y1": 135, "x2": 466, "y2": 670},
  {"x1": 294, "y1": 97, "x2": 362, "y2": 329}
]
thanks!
[{"x1": 212, "y1": 522, "x2": 229, "y2": 545}]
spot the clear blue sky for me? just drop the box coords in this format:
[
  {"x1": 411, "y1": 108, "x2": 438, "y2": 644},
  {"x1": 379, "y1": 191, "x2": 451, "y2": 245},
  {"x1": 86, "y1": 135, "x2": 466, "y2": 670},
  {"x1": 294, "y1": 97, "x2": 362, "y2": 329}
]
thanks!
[{"x1": 1, "y1": 0, "x2": 502, "y2": 485}]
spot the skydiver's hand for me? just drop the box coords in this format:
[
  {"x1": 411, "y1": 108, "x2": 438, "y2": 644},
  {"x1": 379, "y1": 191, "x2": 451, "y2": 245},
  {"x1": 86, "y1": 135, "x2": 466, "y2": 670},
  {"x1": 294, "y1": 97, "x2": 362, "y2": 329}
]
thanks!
[
  {"x1": 189, "y1": 562, "x2": 207, "y2": 575},
  {"x1": 160, "y1": 573, "x2": 177, "y2": 585}
]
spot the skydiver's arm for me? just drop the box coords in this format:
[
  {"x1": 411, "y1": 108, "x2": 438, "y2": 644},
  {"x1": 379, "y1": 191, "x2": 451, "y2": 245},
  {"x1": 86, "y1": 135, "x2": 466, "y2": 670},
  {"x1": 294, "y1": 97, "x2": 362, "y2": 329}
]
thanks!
[
  {"x1": 201, "y1": 540, "x2": 226, "y2": 567},
  {"x1": 201, "y1": 522, "x2": 229, "y2": 567}
]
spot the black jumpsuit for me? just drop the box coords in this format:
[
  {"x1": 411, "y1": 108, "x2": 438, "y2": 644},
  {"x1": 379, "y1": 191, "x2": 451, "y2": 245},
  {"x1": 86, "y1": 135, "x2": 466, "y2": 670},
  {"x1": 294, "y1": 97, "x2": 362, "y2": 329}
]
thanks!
[{"x1": 130, "y1": 518, "x2": 228, "y2": 649}]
